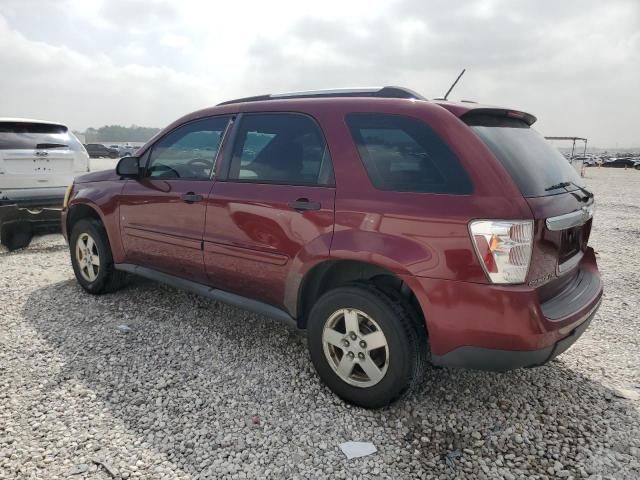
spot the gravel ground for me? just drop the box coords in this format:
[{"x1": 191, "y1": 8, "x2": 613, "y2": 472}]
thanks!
[{"x1": 1, "y1": 168, "x2": 639, "y2": 480}]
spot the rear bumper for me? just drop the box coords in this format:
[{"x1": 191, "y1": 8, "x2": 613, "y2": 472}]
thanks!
[
  {"x1": 0, "y1": 187, "x2": 66, "y2": 208},
  {"x1": 430, "y1": 300, "x2": 599, "y2": 370},
  {"x1": 0, "y1": 188, "x2": 65, "y2": 233},
  {"x1": 402, "y1": 247, "x2": 603, "y2": 371}
]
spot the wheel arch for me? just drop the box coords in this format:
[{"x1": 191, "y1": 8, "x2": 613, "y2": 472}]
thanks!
[
  {"x1": 65, "y1": 200, "x2": 126, "y2": 262},
  {"x1": 296, "y1": 259, "x2": 426, "y2": 333},
  {"x1": 66, "y1": 202, "x2": 103, "y2": 236}
]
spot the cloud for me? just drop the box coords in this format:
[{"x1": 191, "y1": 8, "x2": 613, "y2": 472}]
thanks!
[
  {"x1": 243, "y1": 0, "x2": 640, "y2": 146},
  {"x1": 159, "y1": 34, "x2": 191, "y2": 49},
  {"x1": 98, "y1": 0, "x2": 178, "y2": 30},
  {"x1": 0, "y1": 15, "x2": 212, "y2": 130},
  {"x1": 0, "y1": 0, "x2": 639, "y2": 146}
]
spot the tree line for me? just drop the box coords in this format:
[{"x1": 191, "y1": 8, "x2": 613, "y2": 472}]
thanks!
[{"x1": 79, "y1": 125, "x2": 161, "y2": 143}]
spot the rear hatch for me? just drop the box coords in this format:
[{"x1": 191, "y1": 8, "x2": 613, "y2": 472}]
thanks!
[
  {"x1": 463, "y1": 110, "x2": 595, "y2": 302},
  {"x1": 0, "y1": 120, "x2": 88, "y2": 190}
]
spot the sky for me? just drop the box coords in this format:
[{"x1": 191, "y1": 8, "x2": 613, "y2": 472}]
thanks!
[{"x1": 1, "y1": 0, "x2": 639, "y2": 148}]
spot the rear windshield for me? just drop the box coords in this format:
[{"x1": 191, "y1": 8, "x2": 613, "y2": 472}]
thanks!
[
  {"x1": 0, "y1": 121, "x2": 84, "y2": 151},
  {"x1": 468, "y1": 117, "x2": 585, "y2": 197}
]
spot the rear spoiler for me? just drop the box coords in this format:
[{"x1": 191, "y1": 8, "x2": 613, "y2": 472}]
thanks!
[{"x1": 461, "y1": 108, "x2": 537, "y2": 127}]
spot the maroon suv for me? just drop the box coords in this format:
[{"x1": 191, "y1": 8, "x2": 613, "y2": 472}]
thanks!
[{"x1": 62, "y1": 87, "x2": 602, "y2": 408}]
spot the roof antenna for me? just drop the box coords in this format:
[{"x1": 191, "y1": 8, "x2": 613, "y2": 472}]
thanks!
[{"x1": 443, "y1": 68, "x2": 466, "y2": 100}]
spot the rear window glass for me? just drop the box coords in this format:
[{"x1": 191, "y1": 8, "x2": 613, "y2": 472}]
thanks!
[
  {"x1": 346, "y1": 113, "x2": 472, "y2": 194},
  {"x1": 0, "y1": 121, "x2": 84, "y2": 151},
  {"x1": 468, "y1": 117, "x2": 586, "y2": 198}
]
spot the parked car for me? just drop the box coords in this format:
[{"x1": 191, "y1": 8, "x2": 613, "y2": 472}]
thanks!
[
  {"x1": 583, "y1": 157, "x2": 603, "y2": 167},
  {"x1": 601, "y1": 158, "x2": 637, "y2": 168},
  {"x1": 107, "y1": 144, "x2": 126, "y2": 157},
  {"x1": 62, "y1": 87, "x2": 603, "y2": 408},
  {"x1": 0, "y1": 118, "x2": 90, "y2": 250},
  {"x1": 120, "y1": 144, "x2": 137, "y2": 157},
  {"x1": 108, "y1": 144, "x2": 137, "y2": 157},
  {"x1": 85, "y1": 143, "x2": 119, "y2": 159}
]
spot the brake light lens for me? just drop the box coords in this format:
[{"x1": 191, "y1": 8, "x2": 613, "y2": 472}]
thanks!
[{"x1": 469, "y1": 220, "x2": 534, "y2": 284}]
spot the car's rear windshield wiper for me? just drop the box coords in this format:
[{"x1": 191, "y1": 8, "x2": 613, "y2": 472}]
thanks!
[
  {"x1": 545, "y1": 181, "x2": 594, "y2": 200},
  {"x1": 570, "y1": 182, "x2": 594, "y2": 199},
  {"x1": 544, "y1": 181, "x2": 571, "y2": 192},
  {"x1": 36, "y1": 143, "x2": 68, "y2": 149}
]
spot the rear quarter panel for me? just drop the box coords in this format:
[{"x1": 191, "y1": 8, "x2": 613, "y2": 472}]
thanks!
[{"x1": 306, "y1": 99, "x2": 533, "y2": 282}]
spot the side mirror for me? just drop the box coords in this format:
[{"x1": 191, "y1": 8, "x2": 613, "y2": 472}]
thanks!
[{"x1": 116, "y1": 156, "x2": 140, "y2": 178}]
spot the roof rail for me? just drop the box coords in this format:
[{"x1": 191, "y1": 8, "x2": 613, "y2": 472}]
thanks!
[{"x1": 217, "y1": 86, "x2": 427, "y2": 106}]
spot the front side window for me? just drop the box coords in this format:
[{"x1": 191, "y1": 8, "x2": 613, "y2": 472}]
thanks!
[
  {"x1": 147, "y1": 116, "x2": 229, "y2": 180},
  {"x1": 346, "y1": 113, "x2": 472, "y2": 194},
  {"x1": 228, "y1": 113, "x2": 333, "y2": 186}
]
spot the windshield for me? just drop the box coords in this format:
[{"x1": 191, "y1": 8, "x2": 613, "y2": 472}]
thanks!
[
  {"x1": 0, "y1": 121, "x2": 84, "y2": 152},
  {"x1": 470, "y1": 123, "x2": 586, "y2": 198}
]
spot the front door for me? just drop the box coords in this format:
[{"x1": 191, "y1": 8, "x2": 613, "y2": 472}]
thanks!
[
  {"x1": 120, "y1": 116, "x2": 231, "y2": 281},
  {"x1": 203, "y1": 113, "x2": 335, "y2": 310}
]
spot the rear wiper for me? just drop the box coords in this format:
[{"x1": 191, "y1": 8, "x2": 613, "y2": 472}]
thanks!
[
  {"x1": 544, "y1": 181, "x2": 571, "y2": 192},
  {"x1": 36, "y1": 143, "x2": 68, "y2": 149},
  {"x1": 569, "y1": 181, "x2": 594, "y2": 199},
  {"x1": 545, "y1": 181, "x2": 594, "y2": 200}
]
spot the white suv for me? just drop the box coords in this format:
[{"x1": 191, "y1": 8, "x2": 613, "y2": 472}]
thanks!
[{"x1": 0, "y1": 118, "x2": 89, "y2": 250}]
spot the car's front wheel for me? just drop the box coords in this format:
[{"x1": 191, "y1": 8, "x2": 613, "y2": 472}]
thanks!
[
  {"x1": 307, "y1": 284, "x2": 427, "y2": 408},
  {"x1": 70, "y1": 218, "x2": 127, "y2": 294}
]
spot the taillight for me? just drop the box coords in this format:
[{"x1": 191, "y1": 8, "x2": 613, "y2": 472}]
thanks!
[{"x1": 469, "y1": 220, "x2": 534, "y2": 284}]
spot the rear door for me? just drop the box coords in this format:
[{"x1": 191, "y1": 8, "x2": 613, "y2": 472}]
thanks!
[
  {"x1": 119, "y1": 116, "x2": 231, "y2": 282},
  {"x1": 466, "y1": 113, "x2": 594, "y2": 299},
  {"x1": 203, "y1": 113, "x2": 335, "y2": 309},
  {"x1": 0, "y1": 121, "x2": 87, "y2": 190}
]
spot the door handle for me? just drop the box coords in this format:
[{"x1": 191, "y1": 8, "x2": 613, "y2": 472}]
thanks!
[
  {"x1": 288, "y1": 198, "x2": 321, "y2": 211},
  {"x1": 181, "y1": 192, "x2": 203, "y2": 203}
]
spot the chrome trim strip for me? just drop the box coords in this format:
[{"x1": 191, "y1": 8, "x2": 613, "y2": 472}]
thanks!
[
  {"x1": 557, "y1": 250, "x2": 584, "y2": 275},
  {"x1": 546, "y1": 205, "x2": 593, "y2": 231}
]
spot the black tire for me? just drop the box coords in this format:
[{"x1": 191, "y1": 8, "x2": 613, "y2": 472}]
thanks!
[
  {"x1": 69, "y1": 218, "x2": 127, "y2": 294},
  {"x1": 307, "y1": 283, "x2": 428, "y2": 408},
  {"x1": 0, "y1": 222, "x2": 33, "y2": 251}
]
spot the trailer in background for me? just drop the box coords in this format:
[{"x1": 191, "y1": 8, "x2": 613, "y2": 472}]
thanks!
[{"x1": 545, "y1": 136, "x2": 588, "y2": 177}]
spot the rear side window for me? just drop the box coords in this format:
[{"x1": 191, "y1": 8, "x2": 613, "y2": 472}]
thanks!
[
  {"x1": 466, "y1": 115, "x2": 586, "y2": 197},
  {"x1": 346, "y1": 113, "x2": 472, "y2": 194},
  {"x1": 0, "y1": 121, "x2": 84, "y2": 151},
  {"x1": 228, "y1": 113, "x2": 334, "y2": 186}
]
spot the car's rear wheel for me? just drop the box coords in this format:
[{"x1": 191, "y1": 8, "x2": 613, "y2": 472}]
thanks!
[
  {"x1": 307, "y1": 284, "x2": 427, "y2": 408},
  {"x1": 70, "y1": 218, "x2": 127, "y2": 294}
]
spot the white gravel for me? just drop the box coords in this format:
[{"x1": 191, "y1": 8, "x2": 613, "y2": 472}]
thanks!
[{"x1": 1, "y1": 168, "x2": 639, "y2": 479}]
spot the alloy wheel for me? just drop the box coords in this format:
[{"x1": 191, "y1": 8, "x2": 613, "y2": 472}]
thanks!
[
  {"x1": 75, "y1": 232, "x2": 100, "y2": 282},
  {"x1": 322, "y1": 308, "x2": 389, "y2": 387}
]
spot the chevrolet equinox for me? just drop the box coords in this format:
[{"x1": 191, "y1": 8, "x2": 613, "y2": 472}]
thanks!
[{"x1": 62, "y1": 87, "x2": 603, "y2": 408}]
